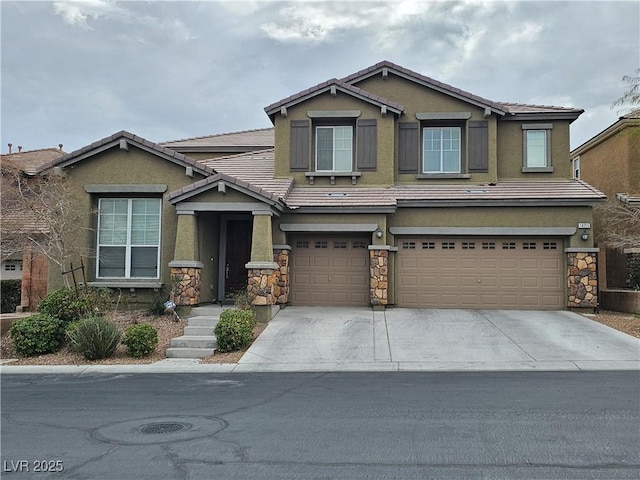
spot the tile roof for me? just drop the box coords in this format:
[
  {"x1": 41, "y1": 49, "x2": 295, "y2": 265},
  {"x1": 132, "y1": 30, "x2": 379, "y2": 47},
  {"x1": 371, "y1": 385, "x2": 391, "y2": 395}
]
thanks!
[
  {"x1": 284, "y1": 181, "x2": 605, "y2": 208},
  {"x1": 36, "y1": 130, "x2": 214, "y2": 176},
  {"x1": 160, "y1": 127, "x2": 275, "y2": 148},
  {"x1": 500, "y1": 103, "x2": 584, "y2": 115},
  {"x1": 340, "y1": 60, "x2": 508, "y2": 114},
  {"x1": 264, "y1": 78, "x2": 405, "y2": 117},
  {"x1": 197, "y1": 149, "x2": 292, "y2": 200},
  {"x1": 1, "y1": 148, "x2": 65, "y2": 175}
]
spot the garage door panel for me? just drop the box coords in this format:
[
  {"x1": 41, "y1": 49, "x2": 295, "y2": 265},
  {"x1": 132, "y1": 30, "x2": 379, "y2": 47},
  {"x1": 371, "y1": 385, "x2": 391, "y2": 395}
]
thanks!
[
  {"x1": 397, "y1": 237, "x2": 563, "y2": 310},
  {"x1": 292, "y1": 235, "x2": 369, "y2": 307}
]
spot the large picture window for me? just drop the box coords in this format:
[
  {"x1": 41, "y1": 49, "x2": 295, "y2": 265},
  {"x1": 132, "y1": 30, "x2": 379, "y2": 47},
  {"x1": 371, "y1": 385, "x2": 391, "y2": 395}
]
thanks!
[
  {"x1": 316, "y1": 126, "x2": 353, "y2": 171},
  {"x1": 423, "y1": 127, "x2": 461, "y2": 173},
  {"x1": 97, "y1": 198, "x2": 161, "y2": 278}
]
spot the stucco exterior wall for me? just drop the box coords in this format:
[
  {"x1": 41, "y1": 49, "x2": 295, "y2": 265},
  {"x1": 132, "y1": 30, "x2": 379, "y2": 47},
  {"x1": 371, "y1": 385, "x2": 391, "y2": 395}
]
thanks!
[
  {"x1": 47, "y1": 145, "x2": 205, "y2": 295},
  {"x1": 578, "y1": 129, "x2": 632, "y2": 198}
]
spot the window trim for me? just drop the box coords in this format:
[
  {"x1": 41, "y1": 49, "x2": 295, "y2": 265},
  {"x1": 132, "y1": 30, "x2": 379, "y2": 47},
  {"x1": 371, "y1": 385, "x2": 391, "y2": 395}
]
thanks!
[
  {"x1": 96, "y1": 198, "x2": 162, "y2": 280},
  {"x1": 522, "y1": 124, "x2": 553, "y2": 172},
  {"x1": 422, "y1": 126, "x2": 462, "y2": 174}
]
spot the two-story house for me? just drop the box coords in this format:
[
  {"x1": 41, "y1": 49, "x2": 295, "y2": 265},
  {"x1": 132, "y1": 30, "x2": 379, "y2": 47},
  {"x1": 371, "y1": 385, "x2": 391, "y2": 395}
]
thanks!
[{"x1": 36, "y1": 61, "x2": 605, "y2": 321}]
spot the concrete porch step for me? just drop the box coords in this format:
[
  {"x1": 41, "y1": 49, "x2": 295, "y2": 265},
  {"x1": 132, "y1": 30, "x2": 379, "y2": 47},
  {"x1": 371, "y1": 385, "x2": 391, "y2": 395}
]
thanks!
[
  {"x1": 190, "y1": 305, "x2": 224, "y2": 316},
  {"x1": 165, "y1": 347, "x2": 215, "y2": 358},
  {"x1": 184, "y1": 325, "x2": 216, "y2": 336},
  {"x1": 170, "y1": 335, "x2": 217, "y2": 349},
  {"x1": 187, "y1": 316, "x2": 220, "y2": 327}
]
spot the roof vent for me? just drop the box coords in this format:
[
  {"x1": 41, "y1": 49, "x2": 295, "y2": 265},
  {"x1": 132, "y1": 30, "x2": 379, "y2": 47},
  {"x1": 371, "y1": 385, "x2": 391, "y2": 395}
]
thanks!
[
  {"x1": 326, "y1": 192, "x2": 347, "y2": 197},
  {"x1": 465, "y1": 189, "x2": 488, "y2": 194}
]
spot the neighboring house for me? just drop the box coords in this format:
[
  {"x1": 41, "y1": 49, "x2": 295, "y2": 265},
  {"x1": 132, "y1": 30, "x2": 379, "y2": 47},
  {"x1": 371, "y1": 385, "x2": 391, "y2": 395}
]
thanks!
[
  {"x1": 0, "y1": 146, "x2": 65, "y2": 311},
  {"x1": 570, "y1": 112, "x2": 640, "y2": 310},
  {"x1": 36, "y1": 61, "x2": 605, "y2": 321}
]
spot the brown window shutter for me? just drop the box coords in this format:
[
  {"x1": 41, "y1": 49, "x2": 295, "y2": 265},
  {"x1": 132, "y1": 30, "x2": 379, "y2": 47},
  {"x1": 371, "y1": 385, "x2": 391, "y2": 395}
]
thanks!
[
  {"x1": 290, "y1": 120, "x2": 310, "y2": 171},
  {"x1": 357, "y1": 119, "x2": 377, "y2": 170},
  {"x1": 468, "y1": 121, "x2": 488, "y2": 173},
  {"x1": 398, "y1": 122, "x2": 419, "y2": 173}
]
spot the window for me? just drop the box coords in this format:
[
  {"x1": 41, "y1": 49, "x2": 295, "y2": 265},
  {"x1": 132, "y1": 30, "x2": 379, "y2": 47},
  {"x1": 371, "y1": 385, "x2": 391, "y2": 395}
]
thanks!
[
  {"x1": 422, "y1": 242, "x2": 435, "y2": 249},
  {"x1": 402, "y1": 241, "x2": 416, "y2": 249},
  {"x1": 522, "y1": 124, "x2": 553, "y2": 171},
  {"x1": 334, "y1": 241, "x2": 347, "y2": 249},
  {"x1": 295, "y1": 240, "x2": 309, "y2": 249},
  {"x1": 523, "y1": 242, "x2": 537, "y2": 250},
  {"x1": 316, "y1": 126, "x2": 353, "y2": 171},
  {"x1": 502, "y1": 242, "x2": 516, "y2": 250},
  {"x1": 462, "y1": 242, "x2": 476, "y2": 250},
  {"x1": 4, "y1": 263, "x2": 16, "y2": 271},
  {"x1": 482, "y1": 242, "x2": 496, "y2": 250},
  {"x1": 314, "y1": 241, "x2": 328, "y2": 249},
  {"x1": 543, "y1": 242, "x2": 558, "y2": 250},
  {"x1": 352, "y1": 241, "x2": 368, "y2": 249},
  {"x1": 572, "y1": 157, "x2": 580, "y2": 179},
  {"x1": 442, "y1": 242, "x2": 456, "y2": 250},
  {"x1": 423, "y1": 127, "x2": 461, "y2": 173},
  {"x1": 97, "y1": 198, "x2": 161, "y2": 278}
]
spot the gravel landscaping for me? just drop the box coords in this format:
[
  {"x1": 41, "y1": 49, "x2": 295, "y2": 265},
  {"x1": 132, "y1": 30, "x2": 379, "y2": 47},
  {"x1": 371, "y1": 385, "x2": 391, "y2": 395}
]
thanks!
[{"x1": 581, "y1": 310, "x2": 640, "y2": 339}]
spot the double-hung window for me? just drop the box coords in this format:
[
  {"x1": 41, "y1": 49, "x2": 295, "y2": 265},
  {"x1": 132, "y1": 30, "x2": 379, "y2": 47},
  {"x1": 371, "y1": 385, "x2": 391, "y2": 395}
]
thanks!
[
  {"x1": 316, "y1": 126, "x2": 353, "y2": 171},
  {"x1": 97, "y1": 198, "x2": 161, "y2": 278},
  {"x1": 423, "y1": 127, "x2": 461, "y2": 173}
]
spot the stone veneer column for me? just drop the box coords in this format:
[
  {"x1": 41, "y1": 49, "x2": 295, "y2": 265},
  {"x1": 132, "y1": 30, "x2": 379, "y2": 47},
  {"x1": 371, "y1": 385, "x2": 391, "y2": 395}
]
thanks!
[
  {"x1": 566, "y1": 248, "x2": 598, "y2": 309},
  {"x1": 273, "y1": 246, "x2": 290, "y2": 305},
  {"x1": 369, "y1": 246, "x2": 391, "y2": 307},
  {"x1": 169, "y1": 262, "x2": 203, "y2": 306},
  {"x1": 245, "y1": 211, "x2": 278, "y2": 323}
]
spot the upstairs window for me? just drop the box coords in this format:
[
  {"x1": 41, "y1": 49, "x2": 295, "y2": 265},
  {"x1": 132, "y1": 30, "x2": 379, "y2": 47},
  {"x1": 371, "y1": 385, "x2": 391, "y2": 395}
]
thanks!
[
  {"x1": 97, "y1": 198, "x2": 161, "y2": 279},
  {"x1": 522, "y1": 124, "x2": 553, "y2": 172},
  {"x1": 572, "y1": 156, "x2": 580, "y2": 179},
  {"x1": 423, "y1": 127, "x2": 461, "y2": 173},
  {"x1": 316, "y1": 126, "x2": 353, "y2": 172}
]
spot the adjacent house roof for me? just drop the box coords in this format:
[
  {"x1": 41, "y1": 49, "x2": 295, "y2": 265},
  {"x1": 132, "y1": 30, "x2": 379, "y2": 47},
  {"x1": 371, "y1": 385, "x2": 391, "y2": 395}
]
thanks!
[
  {"x1": 160, "y1": 127, "x2": 275, "y2": 152},
  {"x1": 1, "y1": 148, "x2": 65, "y2": 175},
  {"x1": 571, "y1": 111, "x2": 640, "y2": 157},
  {"x1": 264, "y1": 78, "x2": 405, "y2": 121},
  {"x1": 37, "y1": 130, "x2": 214, "y2": 176}
]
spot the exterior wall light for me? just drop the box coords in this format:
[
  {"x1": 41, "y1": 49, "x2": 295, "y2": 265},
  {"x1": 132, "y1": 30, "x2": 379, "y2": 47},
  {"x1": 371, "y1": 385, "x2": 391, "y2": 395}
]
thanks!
[
  {"x1": 581, "y1": 229, "x2": 589, "y2": 241},
  {"x1": 375, "y1": 228, "x2": 383, "y2": 238}
]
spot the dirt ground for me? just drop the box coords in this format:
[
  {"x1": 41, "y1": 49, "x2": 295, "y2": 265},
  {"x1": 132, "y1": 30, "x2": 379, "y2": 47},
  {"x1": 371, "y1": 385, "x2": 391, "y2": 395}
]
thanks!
[{"x1": 1, "y1": 309, "x2": 637, "y2": 366}]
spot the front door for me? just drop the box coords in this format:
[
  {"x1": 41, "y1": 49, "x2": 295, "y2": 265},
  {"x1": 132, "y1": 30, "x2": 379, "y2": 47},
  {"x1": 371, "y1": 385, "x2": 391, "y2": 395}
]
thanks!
[{"x1": 224, "y1": 219, "x2": 252, "y2": 298}]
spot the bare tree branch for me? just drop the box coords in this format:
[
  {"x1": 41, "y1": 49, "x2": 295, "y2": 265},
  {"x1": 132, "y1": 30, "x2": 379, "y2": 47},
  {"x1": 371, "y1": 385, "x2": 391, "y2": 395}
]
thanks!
[{"x1": 595, "y1": 199, "x2": 640, "y2": 249}]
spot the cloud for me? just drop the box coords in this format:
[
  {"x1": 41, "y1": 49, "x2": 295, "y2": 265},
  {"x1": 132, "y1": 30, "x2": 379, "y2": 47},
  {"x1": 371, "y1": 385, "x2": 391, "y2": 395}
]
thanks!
[{"x1": 52, "y1": 0, "x2": 124, "y2": 30}]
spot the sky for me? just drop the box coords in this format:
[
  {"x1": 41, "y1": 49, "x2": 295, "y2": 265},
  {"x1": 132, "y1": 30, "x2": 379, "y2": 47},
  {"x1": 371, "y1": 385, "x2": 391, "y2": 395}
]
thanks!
[{"x1": 1, "y1": 0, "x2": 639, "y2": 154}]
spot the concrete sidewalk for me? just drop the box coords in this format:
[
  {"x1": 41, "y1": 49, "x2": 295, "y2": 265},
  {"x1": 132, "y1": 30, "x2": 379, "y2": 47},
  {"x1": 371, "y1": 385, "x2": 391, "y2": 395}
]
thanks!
[{"x1": 2, "y1": 307, "x2": 639, "y2": 374}]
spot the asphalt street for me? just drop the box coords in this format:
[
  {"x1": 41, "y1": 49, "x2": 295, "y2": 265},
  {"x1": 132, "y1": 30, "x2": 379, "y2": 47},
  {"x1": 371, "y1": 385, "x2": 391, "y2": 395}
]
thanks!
[{"x1": 1, "y1": 371, "x2": 639, "y2": 479}]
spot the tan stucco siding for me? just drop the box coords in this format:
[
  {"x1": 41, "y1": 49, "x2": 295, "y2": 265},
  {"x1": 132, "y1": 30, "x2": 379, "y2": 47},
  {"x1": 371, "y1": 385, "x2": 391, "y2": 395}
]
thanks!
[
  {"x1": 184, "y1": 188, "x2": 264, "y2": 204},
  {"x1": 48, "y1": 146, "x2": 204, "y2": 291},
  {"x1": 579, "y1": 129, "x2": 633, "y2": 198},
  {"x1": 497, "y1": 121, "x2": 573, "y2": 179},
  {"x1": 274, "y1": 91, "x2": 395, "y2": 186}
]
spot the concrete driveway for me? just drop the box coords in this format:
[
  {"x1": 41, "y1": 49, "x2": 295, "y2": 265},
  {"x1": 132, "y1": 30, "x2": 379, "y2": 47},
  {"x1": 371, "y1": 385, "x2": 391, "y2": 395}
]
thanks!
[{"x1": 237, "y1": 307, "x2": 640, "y2": 372}]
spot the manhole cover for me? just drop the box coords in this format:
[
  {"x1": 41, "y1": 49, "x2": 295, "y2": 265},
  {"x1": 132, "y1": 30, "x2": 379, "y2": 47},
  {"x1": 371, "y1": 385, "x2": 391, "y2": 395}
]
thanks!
[
  {"x1": 92, "y1": 416, "x2": 227, "y2": 445},
  {"x1": 138, "y1": 422, "x2": 192, "y2": 435}
]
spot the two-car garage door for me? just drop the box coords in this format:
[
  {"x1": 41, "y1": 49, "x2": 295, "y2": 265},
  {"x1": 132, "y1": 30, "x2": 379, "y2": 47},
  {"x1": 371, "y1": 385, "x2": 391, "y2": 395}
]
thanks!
[{"x1": 397, "y1": 238, "x2": 563, "y2": 310}]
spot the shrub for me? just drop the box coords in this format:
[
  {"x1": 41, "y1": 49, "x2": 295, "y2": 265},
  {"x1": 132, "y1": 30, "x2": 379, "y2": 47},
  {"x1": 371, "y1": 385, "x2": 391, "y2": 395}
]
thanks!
[
  {"x1": 214, "y1": 308, "x2": 257, "y2": 352},
  {"x1": 147, "y1": 292, "x2": 167, "y2": 316},
  {"x1": 67, "y1": 317, "x2": 121, "y2": 360},
  {"x1": 10, "y1": 314, "x2": 64, "y2": 357},
  {"x1": 38, "y1": 287, "x2": 113, "y2": 325},
  {"x1": 122, "y1": 323, "x2": 158, "y2": 357},
  {"x1": 1, "y1": 280, "x2": 22, "y2": 313}
]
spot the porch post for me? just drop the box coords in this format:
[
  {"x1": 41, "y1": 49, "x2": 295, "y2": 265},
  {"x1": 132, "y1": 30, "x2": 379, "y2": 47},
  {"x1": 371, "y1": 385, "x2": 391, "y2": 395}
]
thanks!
[
  {"x1": 245, "y1": 211, "x2": 279, "y2": 323},
  {"x1": 369, "y1": 245, "x2": 391, "y2": 309},
  {"x1": 169, "y1": 212, "x2": 203, "y2": 306}
]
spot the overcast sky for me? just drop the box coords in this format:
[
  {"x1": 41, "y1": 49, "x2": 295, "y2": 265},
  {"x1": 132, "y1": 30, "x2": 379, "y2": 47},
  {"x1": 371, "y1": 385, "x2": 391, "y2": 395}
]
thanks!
[{"x1": 1, "y1": 0, "x2": 638, "y2": 154}]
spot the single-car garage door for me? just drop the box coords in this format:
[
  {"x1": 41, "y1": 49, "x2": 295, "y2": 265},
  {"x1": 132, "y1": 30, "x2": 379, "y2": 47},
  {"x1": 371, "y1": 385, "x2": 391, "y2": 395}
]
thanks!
[
  {"x1": 397, "y1": 238, "x2": 563, "y2": 309},
  {"x1": 291, "y1": 235, "x2": 370, "y2": 306}
]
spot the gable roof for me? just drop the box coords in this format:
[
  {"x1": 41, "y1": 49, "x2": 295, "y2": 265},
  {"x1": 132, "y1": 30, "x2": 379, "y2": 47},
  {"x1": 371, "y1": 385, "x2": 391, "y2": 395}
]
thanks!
[
  {"x1": 1, "y1": 148, "x2": 65, "y2": 175},
  {"x1": 571, "y1": 111, "x2": 640, "y2": 157},
  {"x1": 160, "y1": 127, "x2": 275, "y2": 151},
  {"x1": 36, "y1": 130, "x2": 213, "y2": 176},
  {"x1": 264, "y1": 78, "x2": 405, "y2": 121},
  {"x1": 197, "y1": 149, "x2": 292, "y2": 200},
  {"x1": 265, "y1": 60, "x2": 583, "y2": 123}
]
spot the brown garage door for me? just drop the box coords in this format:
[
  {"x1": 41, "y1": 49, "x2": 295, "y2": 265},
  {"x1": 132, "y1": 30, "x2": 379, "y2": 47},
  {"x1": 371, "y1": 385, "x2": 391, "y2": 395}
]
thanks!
[
  {"x1": 397, "y1": 238, "x2": 563, "y2": 309},
  {"x1": 291, "y1": 235, "x2": 370, "y2": 306}
]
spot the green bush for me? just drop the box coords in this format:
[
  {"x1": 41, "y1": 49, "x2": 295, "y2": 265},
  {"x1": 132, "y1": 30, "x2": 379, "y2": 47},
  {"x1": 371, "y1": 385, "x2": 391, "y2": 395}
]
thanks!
[
  {"x1": 38, "y1": 287, "x2": 113, "y2": 324},
  {"x1": 67, "y1": 317, "x2": 121, "y2": 360},
  {"x1": 10, "y1": 314, "x2": 64, "y2": 357},
  {"x1": 1, "y1": 280, "x2": 22, "y2": 313},
  {"x1": 214, "y1": 308, "x2": 257, "y2": 352},
  {"x1": 122, "y1": 323, "x2": 158, "y2": 357},
  {"x1": 147, "y1": 292, "x2": 168, "y2": 316}
]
